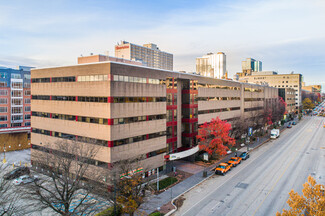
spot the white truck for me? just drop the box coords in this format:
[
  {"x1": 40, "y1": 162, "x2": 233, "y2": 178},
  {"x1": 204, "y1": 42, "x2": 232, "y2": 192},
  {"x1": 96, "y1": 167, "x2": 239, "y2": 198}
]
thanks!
[{"x1": 270, "y1": 129, "x2": 280, "y2": 139}]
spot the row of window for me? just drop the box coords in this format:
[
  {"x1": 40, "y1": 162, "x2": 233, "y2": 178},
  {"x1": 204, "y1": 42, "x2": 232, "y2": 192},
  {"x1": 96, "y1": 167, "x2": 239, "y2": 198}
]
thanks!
[
  {"x1": 32, "y1": 111, "x2": 166, "y2": 125},
  {"x1": 32, "y1": 128, "x2": 108, "y2": 146},
  {"x1": 113, "y1": 131, "x2": 166, "y2": 147},
  {"x1": 78, "y1": 75, "x2": 108, "y2": 82},
  {"x1": 198, "y1": 107, "x2": 241, "y2": 115},
  {"x1": 244, "y1": 98, "x2": 264, "y2": 102},
  {"x1": 244, "y1": 88, "x2": 263, "y2": 93},
  {"x1": 32, "y1": 127, "x2": 166, "y2": 147},
  {"x1": 244, "y1": 107, "x2": 264, "y2": 112},
  {"x1": 198, "y1": 83, "x2": 241, "y2": 91},
  {"x1": 197, "y1": 97, "x2": 241, "y2": 101},
  {"x1": 113, "y1": 74, "x2": 160, "y2": 85},
  {"x1": 32, "y1": 76, "x2": 76, "y2": 83},
  {"x1": 113, "y1": 97, "x2": 166, "y2": 103}
]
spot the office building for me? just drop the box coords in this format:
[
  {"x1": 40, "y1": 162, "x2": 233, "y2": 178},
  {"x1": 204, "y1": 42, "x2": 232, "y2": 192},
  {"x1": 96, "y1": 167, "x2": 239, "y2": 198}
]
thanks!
[
  {"x1": 115, "y1": 41, "x2": 173, "y2": 70},
  {"x1": 278, "y1": 88, "x2": 296, "y2": 114},
  {"x1": 302, "y1": 83, "x2": 322, "y2": 94},
  {"x1": 0, "y1": 66, "x2": 31, "y2": 152},
  {"x1": 239, "y1": 73, "x2": 303, "y2": 113},
  {"x1": 237, "y1": 58, "x2": 262, "y2": 78},
  {"x1": 196, "y1": 52, "x2": 226, "y2": 79},
  {"x1": 31, "y1": 61, "x2": 278, "y2": 184}
]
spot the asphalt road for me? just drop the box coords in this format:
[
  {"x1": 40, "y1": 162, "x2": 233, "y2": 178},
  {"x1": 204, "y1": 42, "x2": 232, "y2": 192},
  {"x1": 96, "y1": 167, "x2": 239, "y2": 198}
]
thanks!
[{"x1": 175, "y1": 116, "x2": 325, "y2": 216}]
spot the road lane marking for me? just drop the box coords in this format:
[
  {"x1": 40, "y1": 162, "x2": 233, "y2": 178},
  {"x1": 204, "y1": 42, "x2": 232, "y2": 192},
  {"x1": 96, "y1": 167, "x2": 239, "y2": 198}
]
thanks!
[{"x1": 252, "y1": 121, "x2": 316, "y2": 216}]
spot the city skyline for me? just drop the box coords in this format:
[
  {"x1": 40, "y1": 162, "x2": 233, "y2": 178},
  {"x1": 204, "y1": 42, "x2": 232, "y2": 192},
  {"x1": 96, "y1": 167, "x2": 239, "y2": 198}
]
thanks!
[{"x1": 0, "y1": 0, "x2": 324, "y2": 89}]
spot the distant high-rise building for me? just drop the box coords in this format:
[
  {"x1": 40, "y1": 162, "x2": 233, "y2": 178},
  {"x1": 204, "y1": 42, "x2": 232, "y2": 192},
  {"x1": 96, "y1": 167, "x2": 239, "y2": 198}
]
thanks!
[
  {"x1": 115, "y1": 41, "x2": 173, "y2": 70},
  {"x1": 196, "y1": 52, "x2": 226, "y2": 79},
  {"x1": 237, "y1": 58, "x2": 262, "y2": 78}
]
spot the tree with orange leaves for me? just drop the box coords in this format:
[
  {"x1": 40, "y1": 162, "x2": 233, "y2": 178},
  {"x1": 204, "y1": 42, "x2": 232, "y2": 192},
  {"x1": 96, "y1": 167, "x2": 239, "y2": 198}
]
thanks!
[
  {"x1": 196, "y1": 117, "x2": 236, "y2": 156},
  {"x1": 276, "y1": 176, "x2": 325, "y2": 216}
]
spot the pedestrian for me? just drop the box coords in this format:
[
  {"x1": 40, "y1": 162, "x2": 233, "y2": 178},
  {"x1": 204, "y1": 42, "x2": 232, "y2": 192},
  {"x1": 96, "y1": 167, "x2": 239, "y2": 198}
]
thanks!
[{"x1": 235, "y1": 152, "x2": 237, "y2": 157}]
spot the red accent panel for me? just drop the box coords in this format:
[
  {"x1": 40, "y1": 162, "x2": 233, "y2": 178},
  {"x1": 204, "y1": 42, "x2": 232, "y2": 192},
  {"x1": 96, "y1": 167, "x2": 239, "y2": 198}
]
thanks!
[
  {"x1": 182, "y1": 90, "x2": 198, "y2": 94},
  {"x1": 182, "y1": 104, "x2": 198, "y2": 108},
  {"x1": 166, "y1": 121, "x2": 177, "y2": 127},
  {"x1": 50, "y1": 131, "x2": 52, "y2": 136},
  {"x1": 75, "y1": 76, "x2": 78, "y2": 81},
  {"x1": 50, "y1": 95, "x2": 52, "y2": 100},
  {"x1": 76, "y1": 96, "x2": 78, "y2": 101},
  {"x1": 167, "y1": 137, "x2": 177, "y2": 143},
  {"x1": 182, "y1": 118, "x2": 198, "y2": 123},
  {"x1": 107, "y1": 119, "x2": 114, "y2": 125},
  {"x1": 146, "y1": 134, "x2": 149, "y2": 139},
  {"x1": 75, "y1": 116, "x2": 78, "y2": 121},
  {"x1": 167, "y1": 89, "x2": 177, "y2": 93},
  {"x1": 146, "y1": 97, "x2": 149, "y2": 102},
  {"x1": 146, "y1": 116, "x2": 149, "y2": 121},
  {"x1": 107, "y1": 97, "x2": 114, "y2": 103},
  {"x1": 50, "y1": 77, "x2": 52, "y2": 83},
  {"x1": 167, "y1": 105, "x2": 177, "y2": 110},
  {"x1": 108, "y1": 141, "x2": 113, "y2": 147},
  {"x1": 182, "y1": 132, "x2": 198, "y2": 137},
  {"x1": 49, "y1": 113, "x2": 52, "y2": 118}
]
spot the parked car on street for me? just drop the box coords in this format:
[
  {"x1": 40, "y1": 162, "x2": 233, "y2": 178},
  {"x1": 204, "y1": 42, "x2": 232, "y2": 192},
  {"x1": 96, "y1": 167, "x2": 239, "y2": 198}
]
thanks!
[
  {"x1": 4, "y1": 167, "x2": 30, "y2": 180},
  {"x1": 12, "y1": 175, "x2": 39, "y2": 185},
  {"x1": 215, "y1": 163, "x2": 232, "y2": 175},
  {"x1": 270, "y1": 129, "x2": 280, "y2": 139},
  {"x1": 287, "y1": 122, "x2": 292, "y2": 128},
  {"x1": 239, "y1": 152, "x2": 250, "y2": 160},
  {"x1": 227, "y1": 157, "x2": 242, "y2": 167},
  {"x1": 292, "y1": 121, "x2": 296, "y2": 125}
]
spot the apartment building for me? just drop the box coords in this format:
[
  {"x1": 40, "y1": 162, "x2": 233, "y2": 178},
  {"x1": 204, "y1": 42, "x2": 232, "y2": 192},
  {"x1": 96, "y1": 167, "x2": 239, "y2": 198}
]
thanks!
[
  {"x1": 196, "y1": 52, "x2": 226, "y2": 79},
  {"x1": 278, "y1": 88, "x2": 296, "y2": 114},
  {"x1": 0, "y1": 66, "x2": 31, "y2": 152},
  {"x1": 236, "y1": 58, "x2": 262, "y2": 78},
  {"x1": 115, "y1": 41, "x2": 173, "y2": 70},
  {"x1": 31, "y1": 61, "x2": 278, "y2": 183},
  {"x1": 239, "y1": 73, "x2": 303, "y2": 113}
]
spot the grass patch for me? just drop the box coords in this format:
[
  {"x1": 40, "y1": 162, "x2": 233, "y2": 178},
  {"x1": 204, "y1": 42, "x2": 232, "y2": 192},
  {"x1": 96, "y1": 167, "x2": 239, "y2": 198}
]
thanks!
[
  {"x1": 95, "y1": 205, "x2": 121, "y2": 216},
  {"x1": 152, "y1": 177, "x2": 178, "y2": 190}
]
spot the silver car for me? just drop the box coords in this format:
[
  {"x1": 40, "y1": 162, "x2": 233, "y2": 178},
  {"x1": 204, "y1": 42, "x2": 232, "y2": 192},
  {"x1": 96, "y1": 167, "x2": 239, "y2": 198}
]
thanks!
[{"x1": 12, "y1": 175, "x2": 39, "y2": 185}]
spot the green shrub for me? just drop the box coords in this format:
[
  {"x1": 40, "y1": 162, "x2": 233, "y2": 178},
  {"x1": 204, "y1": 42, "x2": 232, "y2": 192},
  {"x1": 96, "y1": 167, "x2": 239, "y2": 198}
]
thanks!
[
  {"x1": 152, "y1": 177, "x2": 178, "y2": 190},
  {"x1": 149, "y1": 212, "x2": 164, "y2": 216},
  {"x1": 95, "y1": 205, "x2": 122, "y2": 216}
]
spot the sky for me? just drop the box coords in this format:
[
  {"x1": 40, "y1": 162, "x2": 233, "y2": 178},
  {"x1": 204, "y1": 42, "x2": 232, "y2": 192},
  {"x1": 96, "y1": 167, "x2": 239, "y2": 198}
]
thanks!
[{"x1": 0, "y1": 0, "x2": 324, "y2": 88}]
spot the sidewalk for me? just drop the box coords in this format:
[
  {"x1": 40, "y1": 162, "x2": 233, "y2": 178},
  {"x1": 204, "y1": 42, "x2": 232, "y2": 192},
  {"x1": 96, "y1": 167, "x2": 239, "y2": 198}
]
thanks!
[{"x1": 138, "y1": 121, "x2": 293, "y2": 215}]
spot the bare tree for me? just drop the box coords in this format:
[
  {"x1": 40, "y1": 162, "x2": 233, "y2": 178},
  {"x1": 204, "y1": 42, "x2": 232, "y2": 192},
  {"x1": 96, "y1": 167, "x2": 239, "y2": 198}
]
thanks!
[
  {"x1": 0, "y1": 164, "x2": 22, "y2": 216},
  {"x1": 26, "y1": 140, "x2": 104, "y2": 216}
]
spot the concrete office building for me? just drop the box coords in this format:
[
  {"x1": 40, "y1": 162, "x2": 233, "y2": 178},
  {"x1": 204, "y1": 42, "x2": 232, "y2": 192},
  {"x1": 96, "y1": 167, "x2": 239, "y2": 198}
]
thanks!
[
  {"x1": 196, "y1": 52, "x2": 226, "y2": 79},
  {"x1": 31, "y1": 61, "x2": 278, "y2": 183},
  {"x1": 115, "y1": 41, "x2": 173, "y2": 70},
  {"x1": 239, "y1": 73, "x2": 303, "y2": 113},
  {"x1": 0, "y1": 66, "x2": 32, "y2": 152},
  {"x1": 302, "y1": 83, "x2": 322, "y2": 94},
  {"x1": 278, "y1": 88, "x2": 296, "y2": 114}
]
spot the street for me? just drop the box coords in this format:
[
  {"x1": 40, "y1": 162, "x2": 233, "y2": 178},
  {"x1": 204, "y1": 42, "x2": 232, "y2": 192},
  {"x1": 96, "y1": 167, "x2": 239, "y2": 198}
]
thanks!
[{"x1": 175, "y1": 116, "x2": 325, "y2": 216}]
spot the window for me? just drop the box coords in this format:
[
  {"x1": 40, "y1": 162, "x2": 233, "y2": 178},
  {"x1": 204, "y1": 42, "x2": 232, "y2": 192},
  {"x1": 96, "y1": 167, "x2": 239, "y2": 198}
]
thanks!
[
  {"x1": 52, "y1": 76, "x2": 76, "y2": 82},
  {"x1": 78, "y1": 75, "x2": 108, "y2": 82},
  {"x1": 11, "y1": 82, "x2": 23, "y2": 89},
  {"x1": 24, "y1": 90, "x2": 31, "y2": 96},
  {"x1": 12, "y1": 99, "x2": 23, "y2": 106},
  {"x1": 25, "y1": 122, "x2": 31, "y2": 126},
  {"x1": 0, "y1": 72, "x2": 7, "y2": 78},
  {"x1": 24, "y1": 114, "x2": 31, "y2": 120},
  {"x1": 0, "y1": 82, "x2": 7, "y2": 87},
  {"x1": 24, "y1": 83, "x2": 31, "y2": 88},
  {"x1": 11, "y1": 74, "x2": 21, "y2": 79},
  {"x1": 0, "y1": 107, "x2": 7, "y2": 113},
  {"x1": 12, "y1": 107, "x2": 23, "y2": 114},
  {"x1": 24, "y1": 74, "x2": 31, "y2": 79},
  {"x1": 24, "y1": 106, "x2": 31, "y2": 112},
  {"x1": 0, "y1": 116, "x2": 7, "y2": 121},
  {"x1": 0, "y1": 98, "x2": 7, "y2": 104},
  {"x1": 0, "y1": 90, "x2": 7, "y2": 96},
  {"x1": 24, "y1": 99, "x2": 31, "y2": 104},
  {"x1": 0, "y1": 124, "x2": 7, "y2": 128},
  {"x1": 11, "y1": 90, "x2": 23, "y2": 97}
]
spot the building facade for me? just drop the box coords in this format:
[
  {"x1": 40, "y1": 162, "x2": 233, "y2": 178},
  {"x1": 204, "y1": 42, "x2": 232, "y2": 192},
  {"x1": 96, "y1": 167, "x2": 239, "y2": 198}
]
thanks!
[
  {"x1": 237, "y1": 58, "x2": 262, "y2": 78},
  {"x1": 239, "y1": 73, "x2": 303, "y2": 113},
  {"x1": 0, "y1": 66, "x2": 31, "y2": 152},
  {"x1": 196, "y1": 52, "x2": 226, "y2": 79},
  {"x1": 31, "y1": 61, "x2": 278, "y2": 183},
  {"x1": 115, "y1": 41, "x2": 173, "y2": 70},
  {"x1": 278, "y1": 88, "x2": 296, "y2": 114}
]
